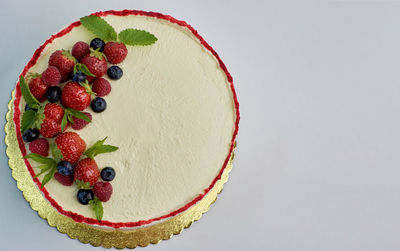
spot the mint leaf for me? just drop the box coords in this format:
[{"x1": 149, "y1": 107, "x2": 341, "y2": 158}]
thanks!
[
  {"x1": 41, "y1": 165, "x2": 56, "y2": 188},
  {"x1": 80, "y1": 15, "x2": 117, "y2": 42},
  {"x1": 84, "y1": 137, "x2": 118, "y2": 159},
  {"x1": 89, "y1": 198, "x2": 103, "y2": 221},
  {"x1": 33, "y1": 165, "x2": 52, "y2": 178},
  {"x1": 19, "y1": 76, "x2": 40, "y2": 106},
  {"x1": 24, "y1": 153, "x2": 55, "y2": 165},
  {"x1": 67, "y1": 109, "x2": 91, "y2": 122},
  {"x1": 118, "y1": 29, "x2": 157, "y2": 45},
  {"x1": 51, "y1": 143, "x2": 63, "y2": 162},
  {"x1": 21, "y1": 110, "x2": 37, "y2": 133},
  {"x1": 74, "y1": 63, "x2": 95, "y2": 77},
  {"x1": 75, "y1": 180, "x2": 91, "y2": 189},
  {"x1": 61, "y1": 113, "x2": 68, "y2": 132}
]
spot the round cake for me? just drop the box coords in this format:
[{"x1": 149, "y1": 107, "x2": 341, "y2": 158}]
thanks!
[{"x1": 6, "y1": 10, "x2": 239, "y2": 245}]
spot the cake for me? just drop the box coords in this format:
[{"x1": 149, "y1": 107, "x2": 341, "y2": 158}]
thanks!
[{"x1": 6, "y1": 10, "x2": 239, "y2": 246}]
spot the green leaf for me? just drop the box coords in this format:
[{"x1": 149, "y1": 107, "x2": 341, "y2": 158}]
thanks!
[
  {"x1": 84, "y1": 137, "x2": 118, "y2": 159},
  {"x1": 34, "y1": 165, "x2": 52, "y2": 178},
  {"x1": 89, "y1": 198, "x2": 103, "y2": 221},
  {"x1": 61, "y1": 113, "x2": 68, "y2": 132},
  {"x1": 79, "y1": 63, "x2": 95, "y2": 77},
  {"x1": 19, "y1": 75, "x2": 40, "y2": 106},
  {"x1": 80, "y1": 15, "x2": 117, "y2": 42},
  {"x1": 41, "y1": 165, "x2": 56, "y2": 188},
  {"x1": 67, "y1": 109, "x2": 92, "y2": 122},
  {"x1": 51, "y1": 143, "x2": 63, "y2": 162},
  {"x1": 21, "y1": 110, "x2": 37, "y2": 133},
  {"x1": 75, "y1": 180, "x2": 91, "y2": 189},
  {"x1": 24, "y1": 153, "x2": 55, "y2": 165},
  {"x1": 118, "y1": 29, "x2": 157, "y2": 46}
]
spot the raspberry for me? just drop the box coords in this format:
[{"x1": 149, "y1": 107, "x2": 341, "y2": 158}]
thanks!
[
  {"x1": 71, "y1": 112, "x2": 92, "y2": 130},
  {"x1": 28, "y1": 138, "x2": 49, "y2": 157},
  {"x1": 93, "y1": 182, "x2": 113, "y2": 202},
  {"x1": 92, "y1": 78, "x2": 111, "y2": 97},
  {"x1": 71, "y1": 41, "x2": 90, "y2": 61},
  {"x1": 54, "y1": 172, "x2": 74, "y2": 186},
  {"x1": 42, "y1": 66, "x2": 61, "y2": 86}
]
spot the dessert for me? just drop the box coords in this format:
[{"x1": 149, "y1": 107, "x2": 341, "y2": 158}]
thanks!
[{"x1": 7, "y1": 10, "x2": 239, "y2": 246}]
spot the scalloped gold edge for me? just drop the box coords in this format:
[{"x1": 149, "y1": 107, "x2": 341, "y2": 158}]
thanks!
[{"x1": 5, "y1": 89, "x2": 235, "y2": 249}]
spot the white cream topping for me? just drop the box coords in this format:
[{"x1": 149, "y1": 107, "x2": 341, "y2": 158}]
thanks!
[{"x1": 23, "y1": 15, "x2": 236, "y2": 226}]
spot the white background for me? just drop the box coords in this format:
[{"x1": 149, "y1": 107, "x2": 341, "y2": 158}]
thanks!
[{"x1": 2, "y1": 1, "x2": 400, "y2": 250}]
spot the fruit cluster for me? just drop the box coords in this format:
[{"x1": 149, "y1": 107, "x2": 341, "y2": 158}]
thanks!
[{"x1": 20, "y1": 15, "x2": 157, "y2": 222}]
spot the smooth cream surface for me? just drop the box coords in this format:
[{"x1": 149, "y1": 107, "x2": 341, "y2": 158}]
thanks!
[{"x1": 23, "y1": 15, "x2": 236, "y2": 225}]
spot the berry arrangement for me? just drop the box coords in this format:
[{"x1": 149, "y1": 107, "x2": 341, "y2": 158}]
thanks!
[{"x1": 19, "y1": 15, "x2": 157, "y2": 221}]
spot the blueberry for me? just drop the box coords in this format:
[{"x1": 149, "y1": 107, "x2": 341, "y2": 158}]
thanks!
[
  {"x1": 101, "y1": 167, "x2": 115, "y2": 181},
  {"x1": 71, "y1": 71, "x2": 86, "y2": 83},
  {"x1": 22, "y1": 128, "x2": 40, "y2": 142},
  {"x1": 57, "y1": 161, "x2": 74, "y2": 176},
  {"x1": 107, "y1": 66, "x2": 123, "y2": 80},
  {"x1": 25, "y1": 104, "x2": 38, "y2": 112},
  {"x1": 77, "y1": 189, "x2": 94, "y2": 205},
  {"x1": 90, "y1": 38, "x2": 105, "y2": 52},
  {"x1": 46, "y1": 86, "x2": 61, "y2": 103},
  {"x1": 91, "y1": 97, "x2": 107, "y2": 113}
]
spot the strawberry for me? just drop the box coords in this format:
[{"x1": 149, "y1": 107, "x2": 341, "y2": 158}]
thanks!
[
  {"x1": 54, "y1": 172, "x2": 74, "y2": 186},
  {"x1": 42, "y1": 66, "x2": 61, "y2": 86},
  {"x1": 71, "y1": 112, "x2": 92, "y2": 130},
  {"x1": 48, "y1": 50, "x2": 76, "y2": 82},
  {"x1": 28, "y1": 138, "x2": 49, "y2": 157},
  {"x1": 81, "y1": 53, "x2": 107, "y2": 78},
  {"x1": 71, "y1": 41, "x2": 90, "y2": 61},
  {"x1": 104, "y1": 42, "x2": 128, "y2": 64},
  {"x1": 44, "y1": 103, "x2": 64, "y2": 123},
  {"x1": 40, "y1": 118, "x2": 62, "y2": 138},
  {"x1": 55, "y1": 132, "x2": 86, "y2": 163},
  {"x1": 92, "y1": 78, "x2": 111, "y2": 97},
  {"x1": 93, "y1": 182, "x2": 113, "y2": 202},
  {"x1": 28, "y1": 74, "x2": 48, "y2": 102},
  {"x1": 61, "y1": 82, "x2": 92, "y2": 111},
  {"x1": 74, "y1": 158, "x2": 100, "y2": 186}
]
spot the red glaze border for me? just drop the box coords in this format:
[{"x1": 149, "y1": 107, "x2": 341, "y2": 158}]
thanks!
[{"x1": 13, "y1": 10, "x2": 240, "y2": 228}]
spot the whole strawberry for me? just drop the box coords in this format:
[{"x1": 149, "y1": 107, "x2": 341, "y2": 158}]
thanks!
[
  {"x1": 93, "y1": 182, "x2": 113, "y2": 202},
  {"x1": 55, "y1": 132, "x2": 86, "y2": 163},
  {"x1": 29, "y1": 138, "x2": 49, "y2": 157},
  {"x1": 48, "y1": 50, "x2": 76, "y2": 82},
  {"x1": 71, "y1": 41, "x2": 90, "y2": 61},
  {"x1": 42, "y1": 66, "x2": 61, "y2": 86},
  {"x1": 81, "y1": 52, "x2": 107, "y2": 78},
  {"x1": 74, "y1": 158, "x2": 100, "y2": 186},
  {"x1": 104, "y1": 42, "x2": 128, "y2": 64},
  {"x1": 61, "y1": 82, "x2": 92, "y2": 111},
  {"x1": 44, "y1": 103, "x2": 64, "y2": 123},
  {"x1": 40, "y1": 118, "x2": 62, "y2": 138},
  {"x1": 71, "y1": 112, "x2": 92, "y2": 130},
  {"x1": 92, "y1": 78, "x2": 111, "y2": 97},
  {"x1": 28, "y1": 74, "x2": 48, "y2": 102},
  {"x1": 54, "y1": 172, "x2": 74, "y2": 186}
]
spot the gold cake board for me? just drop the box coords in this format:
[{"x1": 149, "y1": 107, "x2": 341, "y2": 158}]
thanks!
[{"x1": 5, "y1": 89, "x2": 234, "y2": 249}]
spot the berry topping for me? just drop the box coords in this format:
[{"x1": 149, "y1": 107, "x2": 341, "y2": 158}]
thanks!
[
  {"x1": 77, "y1": 189, "x2": 94, "y2": 205},
  {"x1": 93, "y1": 182, "x2": 113, "y2": 202},
  {"x1": 40, "y1": 117, "x2": 62, "y2": 138},
  {"x1": 107, "y1": 66, "x2": 123, "y2": 80},
  {"x1": 101, "y1": 167, "x2": 115, "y2": 181},
  {"x1": 22, "y1": 128, "x2": 40, "y2": 142},
  {"x1": 71, "y1": 71, "x2": 86, "y2": 83},
  {"x1": 81, "y1": 54, "x2": 107, "y2": 78},
  {"x1": 44, "y1": 103, "x2": 64, "y2": 123},
  {"x1": 29, "y1": 138, "x2": 49, "y2": 157},
  {"x1": 46, "y1": 86, "x2": 62, "y2": 103},
  {"x1": 55, "y1": 132, "x2": 86, "y2": 163},
  {"x1": 104, "y1": 42, "x2": 128, "y2": 64},
  {"x1": 28, "y1": 75, "x2": 48, "y2": 102},
  {"x1": 42, "y1": 66, "x2": 61, "y2": 86},
  {"x1": 54, "y1": 172, "x2": 74, "y2": 186},
  {"x1": 90, "y1": 38, "x2": 105, "y2": 52},
  {"x1": 56, "y1": 161, "x2": 74, "y2": 176},
  {"x1": 71, "y1": 41, "x2": 90, "y2": 61},
  {"x1": 25, "y1": 104, "x2": 38, "y2": 112},
  {"x1": 71, "y1": 112, "x2": 92, "y2": 130},
  {"x1": 74, "y1": 158, "x2": 100, "y2": 186},
  {"x1": 48, "y1": 50, "x2": 76, "y2": 82},
  {"x1": 92, "y1": 78, "x2": 111, "y2": 97},
  {"x1": 90, "y1": 97, "x2": 107, "y2": 113},
  {"x1": 61, "y1": 82, "x2": 92, "y2": 111}
]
